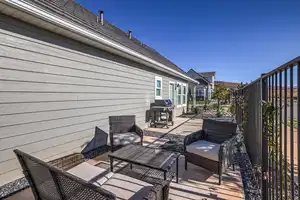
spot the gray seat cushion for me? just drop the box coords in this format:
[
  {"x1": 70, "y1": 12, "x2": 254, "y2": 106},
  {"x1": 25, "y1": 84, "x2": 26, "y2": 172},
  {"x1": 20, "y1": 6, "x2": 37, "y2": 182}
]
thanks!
[
  {"x1": 113, "y1": 132, "x2": 140, "y2": 146},
  {"x1": 101, "y1": 173, "x2": 154, "y2": 200},
  {"x1": 67, "y1": 162, "x2": 158, "y2": 199},
  {"x1": 186, "y1": 140, "x2": 220, "y2": 161},
  {"x1": 67, "y1": 162, "x2": 114, "y2": 186},
  {"x1": 67, "y1": 162, "x2": 107, "y2": 182}
]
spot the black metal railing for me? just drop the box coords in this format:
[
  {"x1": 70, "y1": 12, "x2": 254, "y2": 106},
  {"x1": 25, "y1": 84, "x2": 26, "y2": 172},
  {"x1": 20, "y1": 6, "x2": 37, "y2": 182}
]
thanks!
[{"x1": 235, "y1": 56, "x2": 300, "y2": 200}]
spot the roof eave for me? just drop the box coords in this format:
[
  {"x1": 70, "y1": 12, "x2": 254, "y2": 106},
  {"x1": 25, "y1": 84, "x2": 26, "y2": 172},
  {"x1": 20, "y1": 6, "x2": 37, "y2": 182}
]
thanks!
[
  {"x1": 195, "y1": 70, "x2": 210, "y2": 84},
  {"x1": 3, "y1": 0, "x2": 198, "y2": 84},
  {"x1": 188, "y1": 69, "x2": 210, "y2": 84}
]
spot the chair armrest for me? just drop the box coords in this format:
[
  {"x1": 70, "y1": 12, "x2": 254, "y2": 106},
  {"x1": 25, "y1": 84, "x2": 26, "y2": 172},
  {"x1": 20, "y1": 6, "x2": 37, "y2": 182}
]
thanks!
[
  {"x1": 219, "y1": 135, "x2": 238, "y2": 171},
  {"x1": 116, "y1": 164, "x2": 171, "y2": 200},
  {"x1": 48, "y1": 153, "x2": 85, "y2": 170},
  {"x1": 141, "y1": 171, "x2": 172, "y2": 200},
  {"x1": 132, "y1": 124, "x2": 144, "y2": 138},
  {"x1": 183, "y1": 130, "x2": 204, "y2": 152}
]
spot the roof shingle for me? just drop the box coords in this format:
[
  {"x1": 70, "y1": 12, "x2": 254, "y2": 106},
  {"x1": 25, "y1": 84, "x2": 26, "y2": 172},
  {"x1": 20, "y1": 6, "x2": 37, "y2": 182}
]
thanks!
[
  {"x1": 198, "y1": 72, "x2": 216, "y2": 77},
  {"x1": 26, "y1": 0, "x2": 186, "y2": 75}
]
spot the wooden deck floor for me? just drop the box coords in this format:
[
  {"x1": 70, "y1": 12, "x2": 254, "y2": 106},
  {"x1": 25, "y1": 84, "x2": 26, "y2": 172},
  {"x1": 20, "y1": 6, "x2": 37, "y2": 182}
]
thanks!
[{"x1": 5, "y1": 115, "x2": 244, "y2": 200}]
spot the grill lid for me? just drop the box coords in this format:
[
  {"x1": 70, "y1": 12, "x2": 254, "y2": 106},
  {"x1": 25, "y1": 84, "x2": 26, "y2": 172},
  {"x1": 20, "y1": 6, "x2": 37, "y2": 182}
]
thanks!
[{"x1": 151, "y1": 99, "x2": 173, "y2": 107}]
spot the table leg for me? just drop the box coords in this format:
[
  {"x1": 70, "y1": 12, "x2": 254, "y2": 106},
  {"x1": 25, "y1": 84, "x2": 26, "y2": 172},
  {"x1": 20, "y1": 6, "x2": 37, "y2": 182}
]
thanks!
[
  {"x1": 166, "y1": 112, "x2": 169, "y2": 128},
  {"x1": 159, "y1": 111, "x2": 161, "y2": 122},
  {"x1": 164, "y1": 172, "x2": 166, "y2": 180},
  {"x1": 130, "y1": 163, "x2": 133, "y2": 170},
  {"x1": 176, "y1": 156, "x2": 179, "y2": 183},
  {"x1": 154, "y1": 111, "x2": 157, "y2": 127},
  {"x1": 110, "y1": 157, "x2": 113, "y2": 172}
]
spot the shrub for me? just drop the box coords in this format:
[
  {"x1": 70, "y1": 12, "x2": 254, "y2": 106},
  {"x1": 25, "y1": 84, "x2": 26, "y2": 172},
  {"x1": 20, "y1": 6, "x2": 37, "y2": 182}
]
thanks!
[
  {"x1": 194, "y1": 106, "x2": 201, "y2": 114},
  {"x1": 229, "y1": 103, "x2": 236, "y2": 117}
]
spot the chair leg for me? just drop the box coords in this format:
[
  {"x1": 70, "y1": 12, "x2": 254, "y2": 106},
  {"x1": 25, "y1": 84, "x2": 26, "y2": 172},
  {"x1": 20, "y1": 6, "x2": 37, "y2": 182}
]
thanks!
[
  {"x1": 111, "y1": 145, "x2": 114, "y2": 152},
  {"x1": 185, "y1": 158, "x2": 188, "y2": 170},
  {"x1": 232, "y1": 164, "x2": 235, "y2": 171},
  {"x1": 110, "y1": 134, "x2": 114, "y2": 152},
  {"x1": 219, "y1": 173, "x2": 222, "y2": 185}
]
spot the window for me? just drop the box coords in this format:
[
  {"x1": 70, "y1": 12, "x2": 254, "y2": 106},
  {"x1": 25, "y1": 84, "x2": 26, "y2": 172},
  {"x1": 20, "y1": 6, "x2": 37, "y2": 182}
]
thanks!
[
  {"x1": 177, "y1": 83, "x2": 181, "y2": 105},
  {"x1": 176, "y1": 83, "x2": 187, "y2": 107},
  {"x1": 198, "y1": 88, "x2": 206, "y2": 97},
  {"x1": 155, "y1": 76, "x2": 162, "y2": 99},
  {"x1": 182, "y1": 84, "x2": 187, "y2": 105},
  {"x1": 198, "y1": 89, "x2": 204, "y2": 97},
  {"x1": 169, "y1": 82, "x2": 175, "y2": 104}
]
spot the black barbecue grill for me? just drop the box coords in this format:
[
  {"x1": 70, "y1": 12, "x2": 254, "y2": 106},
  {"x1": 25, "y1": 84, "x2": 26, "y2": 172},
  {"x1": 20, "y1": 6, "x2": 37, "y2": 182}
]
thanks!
[{"x1": 150, "y1": 99, "x2": 174, "y2": 128}]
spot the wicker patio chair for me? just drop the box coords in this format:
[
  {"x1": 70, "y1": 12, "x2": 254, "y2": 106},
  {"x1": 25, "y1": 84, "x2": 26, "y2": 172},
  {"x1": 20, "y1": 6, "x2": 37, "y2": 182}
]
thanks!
[
  {"x1": 183, "y1": 118, "x2": 238, "y2": 185},
  {"x1": 14, "y1": 149, "x2": 170, "y2": 200},
  {"x1": 14, "y1": 150, "x2": 115, "y2": 200},
  {"x1": 109, "y1": 115, "x2": 143, "y2": 151}
]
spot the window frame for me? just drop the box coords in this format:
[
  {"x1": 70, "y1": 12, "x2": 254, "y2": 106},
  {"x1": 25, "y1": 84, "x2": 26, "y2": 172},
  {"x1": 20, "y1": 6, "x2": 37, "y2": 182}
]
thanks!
[
  {"x1": 176, "y1": 82, "x2": 182, "y2": 108},
  {"x1": 155, "y1": 76, "x2": 163, "y2": 100},
  {"x1": 198, "y1": 89, "x2": 204, "y2": 97},
  {"x1": 169, "y1": 81, "x2": 175, "y2": 105},
  {"x1": 176, "y1": 82, "x2": 188, "y2": 108},
  {"x1": 182, "y1": 83, "x2": 187, "y2": 106}
]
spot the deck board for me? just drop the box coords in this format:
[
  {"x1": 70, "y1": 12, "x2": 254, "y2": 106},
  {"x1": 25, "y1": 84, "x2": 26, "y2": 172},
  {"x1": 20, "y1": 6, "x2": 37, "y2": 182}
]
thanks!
[{"x1": 5, "y1": 116, "x2": 244, "y2": 200}]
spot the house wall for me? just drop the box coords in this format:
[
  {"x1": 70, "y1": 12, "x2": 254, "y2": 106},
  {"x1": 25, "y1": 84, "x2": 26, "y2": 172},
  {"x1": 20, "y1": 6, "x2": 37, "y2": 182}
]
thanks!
[
  {"x1": 186, "y1": 70, "x2": 213, "y2": 100},
  {"x1": 196, "y1": 84, "x2": 215, "y2": 101},
  {"x1": 211, "y1": 76, "x2": 215, "y2": 90},
  {"x1": 195, "y1": 85, "x2": 206, "y2": 100},
  {"x1": 0, "y1": 14, "x2": 187, "y2": 186},
  {"x1": 187, "y1": 70, "x2": 206, "y2": 101},
  {"x1": 202, "y1": 75, "x2": 215, "y2": 98},
  {"x1": 204, "y1": 76, "x2": 214, "y2": 87}
]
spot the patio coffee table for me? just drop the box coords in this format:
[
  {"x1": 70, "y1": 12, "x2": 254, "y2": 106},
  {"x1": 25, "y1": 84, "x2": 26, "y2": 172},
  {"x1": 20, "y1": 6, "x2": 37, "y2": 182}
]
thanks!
[{"x1": 108, "y1": 144, "x2": 181, "y2": 183}]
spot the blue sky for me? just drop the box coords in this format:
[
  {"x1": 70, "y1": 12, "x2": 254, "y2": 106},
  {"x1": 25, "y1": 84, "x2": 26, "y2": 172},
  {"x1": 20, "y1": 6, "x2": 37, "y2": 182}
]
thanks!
[{"x1": 76, "y1": 0, "x2": 300, "y2": 83}]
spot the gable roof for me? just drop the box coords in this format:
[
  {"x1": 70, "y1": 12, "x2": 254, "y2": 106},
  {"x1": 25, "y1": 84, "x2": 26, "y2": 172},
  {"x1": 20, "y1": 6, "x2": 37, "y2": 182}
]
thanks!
[
  {"x1": 21, "y1": 0, "x2": 186, "y2": 75},
  {"x1": 187, "y1": 69, "x2": 210, "y2": 84},
  {"x1": 199, "y1": 72, "x2": 216, "y2": 77}
]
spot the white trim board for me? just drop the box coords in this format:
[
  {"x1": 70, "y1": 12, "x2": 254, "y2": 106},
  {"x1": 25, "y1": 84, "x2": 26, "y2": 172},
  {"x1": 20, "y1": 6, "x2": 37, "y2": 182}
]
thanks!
[
  {"x1": 154, "y1": 76, "x2": 162, "y2": 100},
  {"x1": 169, "y1": 81, "x2": 175, "y2": 105}
]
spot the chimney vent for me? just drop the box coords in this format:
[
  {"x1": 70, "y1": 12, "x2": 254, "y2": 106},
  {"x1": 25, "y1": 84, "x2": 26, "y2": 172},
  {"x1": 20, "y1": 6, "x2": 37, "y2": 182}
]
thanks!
[
  {"x1": 128, "y1": 30, "x2": 132, "y2": 39},
  {"x1": 98, "y1": 10, "x2": 104, "y2": 25}
]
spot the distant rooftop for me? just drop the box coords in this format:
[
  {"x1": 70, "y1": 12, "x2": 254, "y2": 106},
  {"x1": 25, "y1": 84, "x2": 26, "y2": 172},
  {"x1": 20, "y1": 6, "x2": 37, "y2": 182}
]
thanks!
[
  {"x1": 198, "y1": 72, "x2": 216, "y2": 77},
  {"x1": 215, "y1": 81, "x2": 241, "y2": 89}
]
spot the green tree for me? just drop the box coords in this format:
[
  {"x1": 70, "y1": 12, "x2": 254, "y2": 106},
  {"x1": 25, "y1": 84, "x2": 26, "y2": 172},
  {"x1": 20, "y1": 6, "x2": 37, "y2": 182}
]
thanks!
[{"x1": 213, "y1": 85, "x2": 229, "y2": 112}]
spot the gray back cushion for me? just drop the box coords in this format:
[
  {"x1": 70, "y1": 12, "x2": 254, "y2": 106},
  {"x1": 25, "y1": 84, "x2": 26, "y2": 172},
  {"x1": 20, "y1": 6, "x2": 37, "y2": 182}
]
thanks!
[
  {"x1": 203, "y1": 119, "x2": 237, "y2": 143},
  {"x1": 109, "y1": 115, "x2": 135, "y2": 133}
]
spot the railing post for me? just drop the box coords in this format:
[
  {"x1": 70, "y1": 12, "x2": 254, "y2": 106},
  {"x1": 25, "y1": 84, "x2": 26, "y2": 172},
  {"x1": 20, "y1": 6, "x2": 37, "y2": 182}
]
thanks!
[
  {"x1": 261, "y1": 74, "x2": 268, "y2": 200},
  {"x1": 234, "y1": 91, "x2": 239, "y2": 124}
]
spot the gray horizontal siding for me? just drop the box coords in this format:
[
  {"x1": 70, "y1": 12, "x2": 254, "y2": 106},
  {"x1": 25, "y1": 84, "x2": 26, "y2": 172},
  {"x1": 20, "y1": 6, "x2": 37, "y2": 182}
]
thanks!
[{"x1": 0, "y1": 14, "x2": 187, "y2": 186}]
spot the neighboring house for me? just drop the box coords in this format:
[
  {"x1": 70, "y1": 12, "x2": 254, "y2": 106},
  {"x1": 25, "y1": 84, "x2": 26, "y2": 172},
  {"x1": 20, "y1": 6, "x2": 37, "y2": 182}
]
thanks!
[
  {"x1": 0, "y1": 0, "x2": 198, "y2": 187},
  {"x1": 198, "y1": 72, "x2": 216, "y2": 99},
  {"x1": 215, "y1": 81, "x2": 241, "y2": 103},
  {"x1": 186, "y1": 69, "x2": 214, "y2": 100},
  {"x1": 215, "y1": 81, "x2": 241, "y2": 90}
]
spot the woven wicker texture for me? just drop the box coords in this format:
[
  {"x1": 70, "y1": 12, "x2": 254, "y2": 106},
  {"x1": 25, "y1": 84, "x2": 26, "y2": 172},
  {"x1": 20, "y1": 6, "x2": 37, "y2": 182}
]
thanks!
[
  {"x1": 14, "y1": 150, "x2": 116, "y2": 200},
  {"x1": 109, "y1": 115, "x2": 143, "y2": 151},
  {"x1": 14, "y1": 149, "x2": 171, "y2": 200},
  {"x1": 113, "y1": 164, "x2": 172, "y2": 200},
  {"x1": 184, "y1": 119, "x2": 238, "y2": 185},
  {"x1": 56, "y1": 174, "x2": 113, "y2": 200},
  {"x1": 203, "y1": 118, "x2": 237, "y2": 144},
  {"x1": 109, "y1": 144, "x2": 179, "y2": 171}
]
